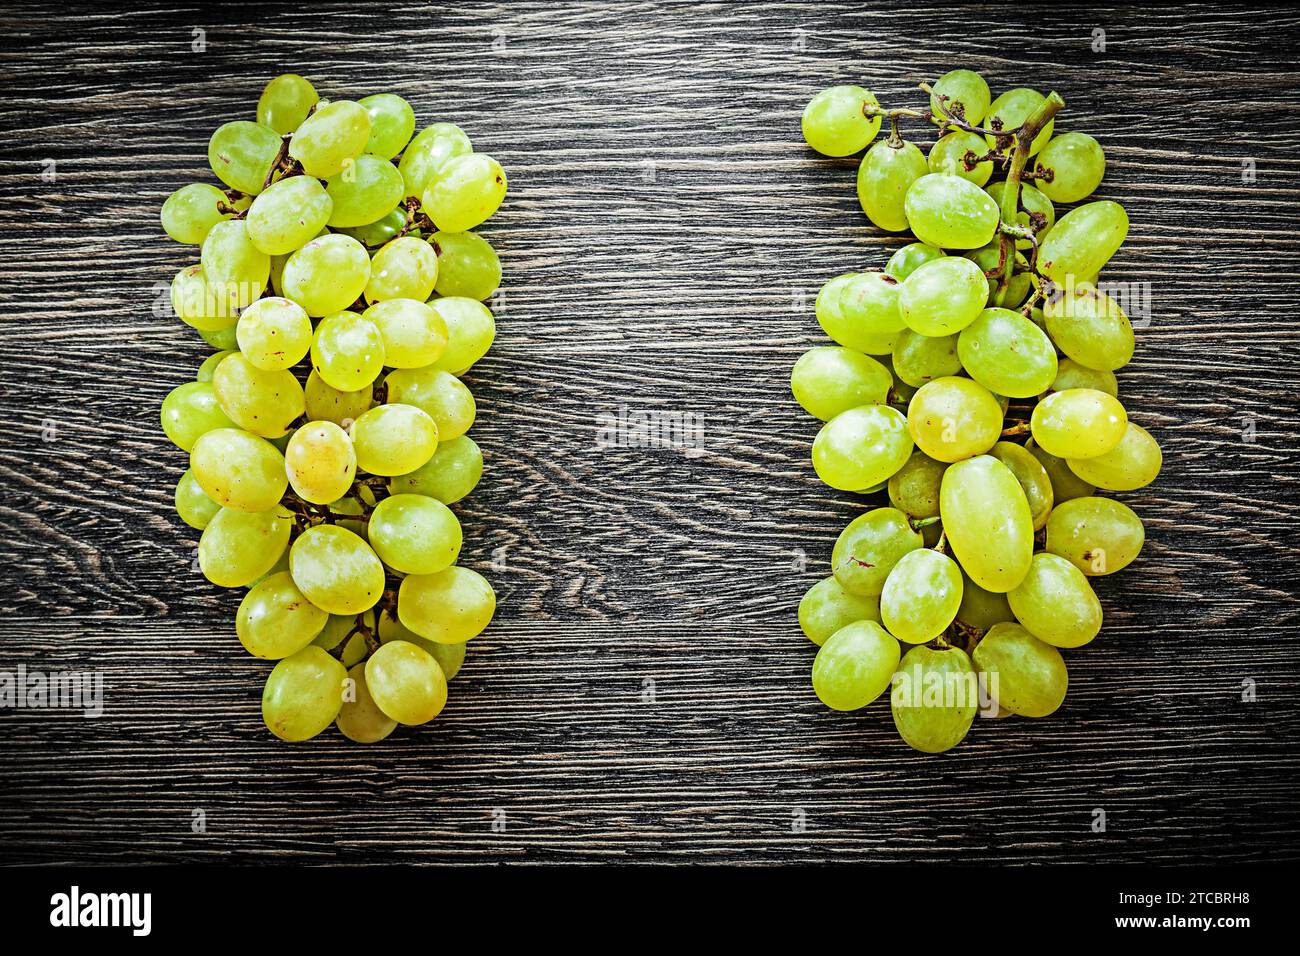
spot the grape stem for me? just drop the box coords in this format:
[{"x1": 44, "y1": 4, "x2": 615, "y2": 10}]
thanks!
[
  {"x1": 909, "y1": 515, "x2": 942, "y2": 532},
  {"x1": 993, "y1": 92, "x2": 1065, "y2": 303}
]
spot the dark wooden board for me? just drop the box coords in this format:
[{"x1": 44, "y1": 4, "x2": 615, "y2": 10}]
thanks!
[{"x1": 1, "y1": 1, "x2": 1299, "y2": 864}]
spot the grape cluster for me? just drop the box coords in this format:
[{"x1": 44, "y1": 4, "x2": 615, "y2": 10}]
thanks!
[
  {"x1": 795, "y1": 70, "x2": 1161, "y2": 753},
  {"x1": 160, "y1": 74, "x2": 507, "y2": 743}
]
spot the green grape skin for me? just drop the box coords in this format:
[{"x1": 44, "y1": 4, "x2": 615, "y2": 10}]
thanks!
[
  {"x1": 885, "y1": 355, "x2": 917, "y2": 403},
  {"x1": 1043, "y1": 282, "x2": 1134, "y2": 371},
  {"x1": 326, "y1": 154, "x2": 405, "y2": 228},
  {"x1": 290, "y1": 524, "x2": 385, "y2": 614},
  {"x1": 963, "y1": 241, "x2": 1032, "y2": 308},
  {"x1": 336, "y1": 662, "x2": 398, "y2": 743},
  {"x1": 432, "y1": 231, "x2": 501, "y2": 300},
  {"x1": 340, "y1": 633, "x2": 369, "y2": 668},
  {"x1": 1030, "y1": 388, "x2": 1127, "y2": 459},
  {"x1": 190, "y1": 428, "x2": 287, "y2": 512},
  {"x1": 891, "y1": 329, "x2": 960, "y2": 388},
  {"x1": 262, "y1": 646, "x2": 347, "y2": 742},
  {"x1": 236, "y1": 296, "x2": 313, "y2": 371},
  {"x1": 1050, "y1": 358, "x2": 1118, "y2": 397},
  {"x1": 368, "y1": 493, "x2": 462, "y2": 575},
  {"x1": 429, "y1": 297, "x2": 496, "y2": 374},
  {"x1": 198, "y1": 324, "x2": 239, "y2": 350},
  {"x1": 337, "y1": 207, "x2": 408, "y2": 248},
  {"x1": 957, "y1": 307, "x2": 1058, "y2": 398},
  {"x1": 939, "y1": 455, "x2": 1034, "y2": 592},
  {"x1": 1008, "y1": 553, "x2": 1102, "y2": 649},
  {"x1": 161, "y1": 380, "x2": 236, "y2": 451},
  {"x1": 886, "y1": 450, "x2": 946, "y2": 519},
  {"x1": 881, "y1": 548, "x2": 963, "y2": 644},
  {"x1": 365, "y1": 640, "x2": 448, "y2": 725},
  {"x1": 422, "y1": 153, "x2": 508, "y2": 233},
  {"x1": 811, "y1": 620, "x2": 900, "y2": 711},
  {"x1": 365, "y1": 236, "x2": 439, "y2": 303},
  {"x1": 989, "y1": 441, "x2": 1055, "y2": 531},
  {"x1": 288, "y1": 100, "x2": 371, "y2": 179},
  {"x1": 198, "y1": 505, "x2": 292, "y2": 588},
  {"x1": 1025, "y1": 438, "x2": 1096, "y2": 503},
  {"x1": 984, "y1": 89, "x2": 1055, "y2": 156},
  {"x1": 929, "y1": 69, "x2": 991, "y2": 127},
  {"x1": 208, "y1": 120, "x2": 281, "y2": 195},
  {"x1": 359, "y1": 93, "x2": 415, "y2": 160},
  {"x1": 797, "y1": 576, "x2": 882, "y2": 646},
  {"x1": 212, "y1": 351, "x2": 305, "y2": 439},
  {"x1": 1066, "y1": 422, "x2": 1162, "y2": 491},
  {"x1": 1038, "y1": 201, "x2": 1129, "y2": 285},
  {"x1": 899, "y1": 255, "x2": 989, "y2": 335},
  {"x1": 364, "y1": 299, "x2": 448, "y2": 368},
  {"x1": 384, "y1": 366, "x2": 476, "y2": 439},
  {"x1": 955, "y1": 569, "x2": 1014, "y2": 631},
  {"x1": 398, "y1": 123, "x2": 473, "y2": 199},
  {"x1": 389, "y1": 434, "x2": 483, "y2": 504},
  {"x1": 972, "y1": 622, "x2": 1067, "y2": 717},
  {"x1": 986, "y1": 181, "x2": 1055, "y2": 250},
  {"x1": 175, "y1": 468, "x2": 221, "y2": 530},
  {"x1": 1036, "y1": 132, "x2": 1105, "y2": 203},
  {"x1": 161, "y1": 182, "x2": 234, "y2": 245},
  {"x1": 196, "y1": 349, "x2": 237, "y2": 382},
  {"x1": 349, "y1": 403, "x2": 439, "y2": 476},
  {"x1": 812, "y1": 404, "x2": 913, "y2": 492},
  {"x1": 1046, "y1": 495, "x2": 1145, "y2": 576},
  {"x1": 245, "y1": 175, "x2": 333, "y2": 255},
  {"x1": 304, "y1": 369, "x2": 373, "y2": 426},
  {"x1": 311, "y1": 311, "x2": 386, "y2": 391},
  {"x1": 171, "y1": 265, "x2": 238, "y2": 331},
  {"x1": 891, "y1": 644, "x2": 979, "y2": 753},
  {"x1": 257, "y1": 73, "x2": 318, "y2": 134},
  {"x1": 398, "y1": 566, "x2": 496, "y2": 644},
  {"x1": 884, "y1": 242, "x2": 944, "y2": 280},
  {"x1": 815, "y1": 272, "x2": 905, "y2": 355},
  {"x1": 251, "y1": 534, "x2": 292, "y2": 587},
  {"x1": 200, "y1": 219, "x2": 269, "y2": 311},
  {"x1": 311, "y1": 613, "x2": 355, "y2": 651},
  {"x1": 831, "y1": 507, "x2": 923, "y2": 597},
  {"x1": 791, "y1": 346, "x2": 892, "y2": 421},
  {"x1": 928, "y1": 131, "x2": 993, "y2": 186},
  {"x1": 236, "y1": 571, "x2": 328, "y2": 659},
  {"x1": 906, "y1": 377, "x2": 1002, "y2": 463},
  {"x1": 282, "y1": 234, "x2": 372, "y2": 316},
  {"x1": 801, "y1": 85, "x2": 881, "y2": 157},
  {"x1": 857, "y1": 139, "x2": 929, "y2": 232},
  {"x1": 377, "y1": 610, "x2": 468, "y2": 679},
  {"x1": 903, "y1": 174, "x2": 1000, "y2": 250},
  {"x1": 285, "y1": 421, "x2": 356, "y2": 504}
]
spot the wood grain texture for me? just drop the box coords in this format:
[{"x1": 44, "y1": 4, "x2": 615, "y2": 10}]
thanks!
[{"x1": 1, "y1": 1, "x2": 1299, "y2": 864}]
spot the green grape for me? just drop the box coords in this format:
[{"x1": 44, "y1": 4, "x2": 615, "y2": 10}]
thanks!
[
  {"x1": 389, "y1": 434, "x2": 483, "y2": 504},
  {"x1": 236, "y1": 571, "x2": 328, "y2": 659},
  {"x1": 399, "y1": 123, "x2": 473, "y2": 198},
  {"x1": 1066, "y1": 422, "x2": 1161, "y2": 490},
  {"x1": 198, "y1": 505, "x2": 292, "y2": 587},
  {"x1": 288, "y1": 100, "x2": 371, "y2": 178},
  {"x1": 1008, "y1": 553, "x2": 1102, "y2": 649},
  {"x1": 891, "y1": 328, "x2": 960, "y2": 388},
  {"x1": 884, "y1": 242, "x2": 944, "y2": 280},
  {"x1": 973, "y1": 622, "x2": 1067, "y2": 717},
  {"x1": 886, "y1": 450, "x2": 946, "y2": 518},
  {"x1": 201, "y1": 219, "x2": 270, "y2": 312},
  {"x1": 963, "y1": 241, "x2": 1032, "y2": 308},
  {"x1": 811, "y1": 620, "x2": 899, "y2": 711},
  {"x1": 337, "y1": 662, "x2": 398, "y2": 743},
  {"x1": 903, "y1": 174, "x2": 1000, "y2": 250},
  {"x1": 262, "y1": 646, "x2": 347, "y2": 742},
  {"x1": 190, "y1": 427, "x2": 287, "y2": 512},
  {"x1": 336, "y1": 207, "x2": 408, "y2": 247},
  {"x1": 986, "y1": 180, "x2": 1055, "y2": 250},
  {"x1": 236, "y1": 297, "x2": 313, "y2": 371},
  {"x1": 340, "y1": 633, "x2": 369, "y2": 668},
  {"x1": 928, "y1": 131, "x2": 993, "y2": 186},
  {"x1": 384, "y1": 366, "x2": 476, "y2": 439},
  {"x1": 797, "y1": 576, "x2": 881, "y2": 646},
  {"x1": 815, "y1": 272, "x2": 905, "y2": 355},
  {"x1": 939, "y1": 455, "x2": 1034, "y2": 592},
  {"x1": 378, "y1": 610, "x2": 468, "y2": 679},
  {"x1": 311, "y1": 311, "x2": 386, "y2": 391},
  {"x1": 349, "y1": 403, "x2": 439, "y2": 476},
  {"x1": 311, "y1": 614, "x2": 355, "y2": 651},
  {"x1": 171, "y1": 265, "x2": 238, "y2": 331},
  {"x1": 365, "y1": 640, "x2": 448, "y2": 725},
  {"x1": 212, "y1": 351, "x2": 305, "y2": 438},
  {"x1": 880, "y1": 548, "x2": 963, "y2": 644},
  {"x1": 831, "y1": 507, "x2": 923, "y2": 597},
  {"x1": 422, "y1": 153, "x2": 507, "y2": 232},
  {"x1": 791, "y1": 346, "x2": 891, "y2": 421},
  {"x1": 175, "y1": 468, "x2": 220, "y2": 530},
  {"x1": 208, "y1": 120, "x2": 280, "y2": 195},
  {"x1": 429, "y1": 297, "x2": 496, "y2": 374},
  {"x1": 398, "y1": 566, "x2": 496, "y2": 643},
  {"x1": 364, "y1": 298, "x2": 448, "y2": 368},
  {"x1": 898, "y1": 255, "x2": 989, "y2": 335},
  {"x1": 1038, "y1": 200, "x2": 1128, "y2": 285},
  {"x1": 885, "y1": 355, "x2": 918, "y2": 403},
  {"x1": 801, "y1": 85, "x2": 881, "y2": 157},
  {"x1": 326, "y1": 154, "x2": 405, "y2": 227},
  {"x1": 955, "y1": 570, "x2": 1014, "y2": 631},
  {"x1": 957, "y1": 307, "x2": 1058, "y2": 398},
  {"x1": 432, "y1": 230, "x2": 501, "y2": 300},
  {"x1": 327, "y1": 492, "x2": 372, "y2": 540},
  {"x1": 1050, "y1": 358, "x2": 1118, "y2": 397},
  {"x1": 257, "y1": 73, "x2": 318, "y2": 134},
  {"x1": 1036, "y1": 132, "x2": 1105, "y2": 203},
  {"x1": 198, "y1": 324, "x2": 239, "y2": 350},
  {"x1": 906, "y1": 377, "x2": 1002, "y2": 463},
  {"x1": 364, "y1": 236, "x2": 439, "y2": 303},
  {"x1": 984, "y1": 88, "x2": 1055, "y2": 156},
  {"x1": 989, "y1": 441, "x2": 1054, "y2": 531},
  {"x1": 161, "y1": 182, "x2": 234, "y2": 244},
  {"x1": 929, "y1": 69, "x2": 990, "y2": 126},
  {"x1": 304, "y1": 369, "x2": 373, "y2": 426},
  {"x1": 891, "y1": 644, "x2": 979, "y2": 753},
  {"x1": 1043, "y1": 282, "x2": 1134, "y2": 371},
  {"x1": 196, "y1": 349, "x2": 236, "y2": 382},
  {"x1": 857, "y1": 139, "x2": 929, "y2": 232},
  {"x1": 285, "y1": 421, "x2": 357, "y2": 504},
  {"x1": 1046, "y1": 495, "x2": 1145, "y2": 576},
  {"x1": 368, "y1": 493, "x2": 462, "y2": 574},
  {"x1": 1025, "y1": 438, "x2": 1096, "y2": 503},
  {"x1": 161, "y1": 380, "x2": 236, "y2": 451},
  {"x1": 812, "y1": 404, "x2": 913, "y2": 492},
  {"x1": 290, "y1": 524, "x2": 385, "y2": 614},
  {"x1": 1030, "y1": 388, "x2": 1127, "y2": 459},
  {"x1": 282, "y1": 234, "x2": 371, "y2": 316},
  {"x1": 245, "y1": 175, "x2": 333, "y2": 255},
  {"x1": 359, "y1": 93, "x2": 415, "y2": 160}
]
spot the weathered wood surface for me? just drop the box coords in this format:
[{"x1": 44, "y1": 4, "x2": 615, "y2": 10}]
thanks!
[{"x1": 0, "y1": 2, "x2": 1298, "y2": 864}]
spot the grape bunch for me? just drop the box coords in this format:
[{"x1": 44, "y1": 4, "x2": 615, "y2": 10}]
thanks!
[
  {"x1": 794, "y1": 70, "x2": 1161, "y2": 753},
  {"x1": 160, "y1": 73, "x2": 507, "y2": 743}
]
